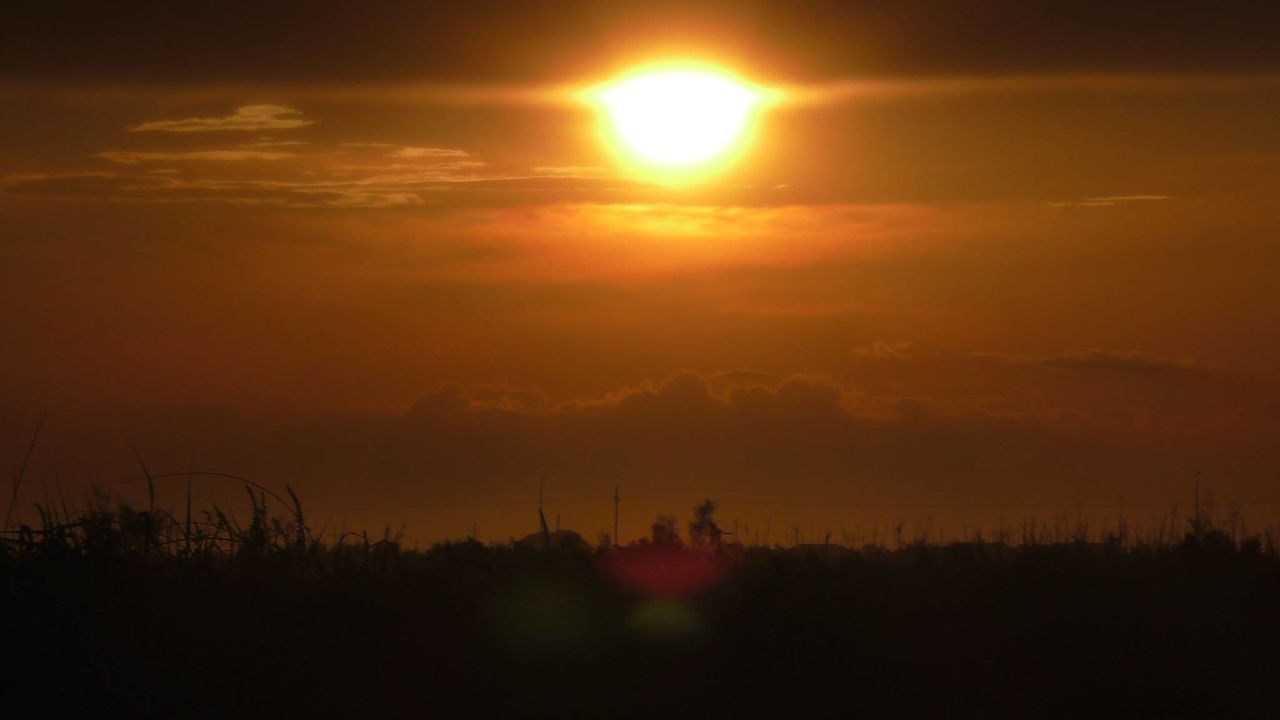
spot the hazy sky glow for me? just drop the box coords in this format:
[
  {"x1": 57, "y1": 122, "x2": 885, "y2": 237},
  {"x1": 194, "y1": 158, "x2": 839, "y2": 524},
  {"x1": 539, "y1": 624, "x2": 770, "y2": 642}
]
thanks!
[{"x1": 3, "y1": 2, "x2": 1280, "y2": 543}]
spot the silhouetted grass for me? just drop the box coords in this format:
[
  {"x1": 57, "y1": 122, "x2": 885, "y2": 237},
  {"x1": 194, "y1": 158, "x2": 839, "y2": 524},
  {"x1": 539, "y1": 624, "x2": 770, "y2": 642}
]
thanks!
[{"x1": 3, "y1": 485, "x2": 1278, "y2": 718}]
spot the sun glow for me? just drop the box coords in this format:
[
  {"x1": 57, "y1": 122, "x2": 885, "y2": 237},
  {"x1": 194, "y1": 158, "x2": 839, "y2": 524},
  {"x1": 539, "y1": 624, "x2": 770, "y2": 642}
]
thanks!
[{"x1": 591, "y1": 64, "x2": 766, "y2": 182}]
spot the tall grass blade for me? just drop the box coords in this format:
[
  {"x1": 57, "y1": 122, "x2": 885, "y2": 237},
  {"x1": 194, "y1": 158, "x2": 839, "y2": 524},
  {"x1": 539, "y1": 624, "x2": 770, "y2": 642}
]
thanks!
[{"x1": 4, "y1": 410, "x2": 46, "y2": 532}]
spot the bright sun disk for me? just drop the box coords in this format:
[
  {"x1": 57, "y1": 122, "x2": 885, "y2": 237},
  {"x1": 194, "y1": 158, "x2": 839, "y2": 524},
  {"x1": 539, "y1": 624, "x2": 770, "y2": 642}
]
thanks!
[{"x1": 595, "y1": 66, "x2": 763, "y2": 178}]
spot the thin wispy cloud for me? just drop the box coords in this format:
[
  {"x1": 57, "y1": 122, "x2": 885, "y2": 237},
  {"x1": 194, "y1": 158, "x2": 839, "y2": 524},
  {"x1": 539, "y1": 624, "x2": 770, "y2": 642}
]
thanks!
[
  {"x1": 130, "y1": 104, "x2": 313, "y2": 133},
  {"x1": 390, "y1": 146, "x2": 471, "y2": 159},
  {"x1": 4, "y1": 161, "x2": 620, "y2": 208},
  {"x1": 1038, "y1": 349, "x2": 1202, "y2": 375},
  {"x1": 855, "y1": 341, "x2": 914, "y2": 360},
  {"x1": 531, "y1": 165, "x2": 610, "y2": 177},
  {"x1": 96, "y1": 150, "x2": 297, "y2": 164},
  {"x1": 1050, "y1": 194, "x2": 1174, "y2": 208},
  {"x1": 34, "y1": 134, "x2": 657, "y2": 207},
  {"x1": 244, "y1": 139, "x2": 310, "y2": 148},
  {"x1": 972, "y1": 349, "x2": 1203, "y2": 376}
]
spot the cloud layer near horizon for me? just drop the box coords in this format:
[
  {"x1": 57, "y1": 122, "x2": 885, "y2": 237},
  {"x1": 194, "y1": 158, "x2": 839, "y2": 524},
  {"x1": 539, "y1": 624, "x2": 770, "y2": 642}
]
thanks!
[{"x1": 4, "y1": 366, "x2": 1277, "y2": 544}]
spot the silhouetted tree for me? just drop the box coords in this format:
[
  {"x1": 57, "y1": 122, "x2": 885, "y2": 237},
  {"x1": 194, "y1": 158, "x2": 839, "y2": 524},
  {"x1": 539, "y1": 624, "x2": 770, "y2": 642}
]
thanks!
[
  {"x1": 650, "y1": 514, "x2": 680, "y2": 546},
  {"x1": 688, "y1": 499, "x2": 723, "y2": 550}
]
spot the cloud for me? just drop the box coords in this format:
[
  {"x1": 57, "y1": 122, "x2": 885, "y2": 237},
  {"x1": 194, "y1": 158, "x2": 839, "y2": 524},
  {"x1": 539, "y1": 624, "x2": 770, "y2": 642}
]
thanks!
[
  {"x1": 12, "y1": 144, "x2": 648, "y2": 207},
  {"x1": 1038, "y1": 349, "x2": 1203, "y2": 375},
  {"x1": 972, "y1": 349, "x2": 1203, "y2": 376},
  {"x1": 530, "y1": 166, "x2": 611, "y2": 178},
  {"x1": 130, "y1": 104, "x2": 313, "y2": 133},
  {"x1": 244, "y1": 139, "x2": 310, "y2": 148},
  {"x1": 34, "y1": 367, "x2": 1277, "y2": 545},
  {"x1": 6, "y1": 361, "x2": 1279, "y2": 545},
  {"x1": 96, "y1": 150, "x2": 296, "y2": 164},
  {"x1": 711, "y1": 369, "x2": 776, "y2": 385},
  {"x1": 408, "y1": 383, "x2": 472, "y2": 418},
  {"x1": 390, "y1": 146, "x2": 470, "y2": 159},
  {"x1": 0, "y1": 172, "x2": 168, "y2": 197},
  {"x1": 6, "y1": 168, "x2": 511, "y2": 207},
  {"x1": 855, "y1": 341, "x2": 914, "y2": 360},
  {"x1": 1050, "y1": 194, "x2": 1174, "y2": 208}
]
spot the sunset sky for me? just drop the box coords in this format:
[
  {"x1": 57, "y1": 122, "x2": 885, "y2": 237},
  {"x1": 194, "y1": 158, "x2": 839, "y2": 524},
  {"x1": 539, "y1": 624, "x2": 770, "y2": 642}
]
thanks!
[{"x1": 3, "y1": 2, "x2": 1280, "y2": 543}]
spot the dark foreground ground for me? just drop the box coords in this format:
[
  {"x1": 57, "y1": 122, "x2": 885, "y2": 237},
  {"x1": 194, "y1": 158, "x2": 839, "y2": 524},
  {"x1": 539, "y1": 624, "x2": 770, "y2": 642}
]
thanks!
[{"x1": 4, "y1": 524, "x2": 1279, "y2": 718}]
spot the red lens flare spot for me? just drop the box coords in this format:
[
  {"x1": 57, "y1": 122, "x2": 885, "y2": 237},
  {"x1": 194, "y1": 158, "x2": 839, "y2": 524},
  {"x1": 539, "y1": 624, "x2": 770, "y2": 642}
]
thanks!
[{"x1": 602, "y1": 544, "x2": 731, "y2": 598}]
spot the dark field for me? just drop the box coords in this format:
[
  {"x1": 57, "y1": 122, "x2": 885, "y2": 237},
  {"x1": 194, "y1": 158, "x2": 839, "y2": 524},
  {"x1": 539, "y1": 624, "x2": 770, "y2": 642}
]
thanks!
[{"x1": 4, "y1": 493, "x2": 1278, "y2": 718}]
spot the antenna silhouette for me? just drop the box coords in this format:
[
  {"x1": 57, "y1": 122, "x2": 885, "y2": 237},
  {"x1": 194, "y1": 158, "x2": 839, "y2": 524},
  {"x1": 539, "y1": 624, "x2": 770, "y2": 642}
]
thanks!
[
  {"x1": 1193, "y1": 469, "x2": 1203, "y2": 538},
  {"x1": 538, "y1": 475, "x2": 550, "y2": 545},
  {"x1": 613, "y1": 484, "x2": 621, "y2": 547}
]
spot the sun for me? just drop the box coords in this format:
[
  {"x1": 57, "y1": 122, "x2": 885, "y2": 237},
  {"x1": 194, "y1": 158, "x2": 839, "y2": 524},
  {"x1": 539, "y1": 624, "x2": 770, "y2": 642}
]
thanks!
[{"x1": 590, "y1": 64, "x2": 766, "y2": 181}]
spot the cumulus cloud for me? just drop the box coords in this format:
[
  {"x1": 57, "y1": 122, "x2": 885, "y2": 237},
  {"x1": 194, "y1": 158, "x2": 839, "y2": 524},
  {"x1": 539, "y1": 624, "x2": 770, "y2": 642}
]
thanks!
[
  {"x1": 711, "y1": 369, "x2": 776, "y2": 385},
  {"x1": 130, "y1": 104, "x2": 314, "y2": 133}
]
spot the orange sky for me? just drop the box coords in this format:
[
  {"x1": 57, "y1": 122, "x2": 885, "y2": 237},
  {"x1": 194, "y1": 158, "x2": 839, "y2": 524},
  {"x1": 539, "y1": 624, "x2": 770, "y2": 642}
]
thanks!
[{"x1": 3, "y1": 2, "x2": 1280, "y2": 543}]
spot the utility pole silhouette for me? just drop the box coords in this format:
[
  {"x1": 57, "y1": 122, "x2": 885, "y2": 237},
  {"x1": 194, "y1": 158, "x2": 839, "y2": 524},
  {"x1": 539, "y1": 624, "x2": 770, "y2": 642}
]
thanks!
[{"x1": 613, "y1": 484, "x2": 621, "y2": 547}]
